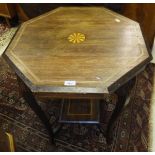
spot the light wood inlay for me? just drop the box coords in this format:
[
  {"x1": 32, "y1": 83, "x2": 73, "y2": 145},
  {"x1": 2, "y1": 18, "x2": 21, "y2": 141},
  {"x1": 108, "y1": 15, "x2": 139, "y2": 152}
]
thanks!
[
  {"x1": 68, "y1": 32, "x2": 86, "y2": 44},
  {"x1": 4, "y1": 7, "x2": 151, "y2": 94}
]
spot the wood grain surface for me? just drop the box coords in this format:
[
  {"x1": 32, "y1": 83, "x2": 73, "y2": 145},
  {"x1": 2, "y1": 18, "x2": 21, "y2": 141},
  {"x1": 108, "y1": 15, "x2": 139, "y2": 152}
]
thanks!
[
  {"x1": 59, "y1": 98, "x2": 100, "y2": 123},
  {"x1": 4, "y1": 7, "x2": 151, "y2": 95}
]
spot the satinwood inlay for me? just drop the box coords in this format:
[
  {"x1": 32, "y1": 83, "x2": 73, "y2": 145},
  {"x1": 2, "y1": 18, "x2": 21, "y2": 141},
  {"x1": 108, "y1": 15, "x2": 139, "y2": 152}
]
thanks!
[
  {"x1": 3, "y1": 7, "x2": 151, "y2": 94},
  {"x1": 68, "y1": 32, "x2": 86, "y2": 44}
]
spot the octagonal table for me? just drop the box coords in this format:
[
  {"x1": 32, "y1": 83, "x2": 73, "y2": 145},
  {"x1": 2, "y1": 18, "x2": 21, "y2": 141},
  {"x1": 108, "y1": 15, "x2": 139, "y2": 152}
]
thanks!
[{"x1": 3, "y1": 7, "x2": 151, "y2": 144}]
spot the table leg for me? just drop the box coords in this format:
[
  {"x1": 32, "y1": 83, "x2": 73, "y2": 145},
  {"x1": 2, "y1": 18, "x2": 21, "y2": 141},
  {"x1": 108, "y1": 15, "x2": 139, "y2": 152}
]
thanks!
[
  {"x1": 106, "y1": 78, "x2": 136, "y2": 144},
  {"x1": 16, "y1": 76, "x2": 56, "y2": 144}
]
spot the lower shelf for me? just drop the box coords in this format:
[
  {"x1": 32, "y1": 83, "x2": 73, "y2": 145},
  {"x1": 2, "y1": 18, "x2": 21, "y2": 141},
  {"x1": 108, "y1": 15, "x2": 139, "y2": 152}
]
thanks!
[{"x1": 59, "y1": 99, "x2": 100, "y2": 124}]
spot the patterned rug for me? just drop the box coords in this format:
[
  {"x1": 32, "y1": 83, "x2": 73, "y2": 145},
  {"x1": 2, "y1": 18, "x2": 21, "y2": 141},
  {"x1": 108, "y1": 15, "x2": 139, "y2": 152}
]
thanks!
[
  {"x1": 0, "y1": 24, "x2": 154, "y2": 152},
  {"x1": 0, "y1": 23, "x2": 17, "y2": 56}
]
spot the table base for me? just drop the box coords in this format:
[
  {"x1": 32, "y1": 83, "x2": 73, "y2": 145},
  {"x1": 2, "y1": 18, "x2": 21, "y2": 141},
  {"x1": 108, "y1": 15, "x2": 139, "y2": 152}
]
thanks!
[{"x1": 16, "y1": 75, "x2": 135, "y2": 145}]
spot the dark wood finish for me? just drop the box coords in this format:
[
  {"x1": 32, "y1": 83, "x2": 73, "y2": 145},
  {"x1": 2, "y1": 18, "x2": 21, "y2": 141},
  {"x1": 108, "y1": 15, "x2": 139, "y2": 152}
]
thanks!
[
  {"x1": 0, "y1": 4, "x2": 16, "y2": 18},
  {"x1": 16, "y1": 75, "x2": 56, "y2": 144},
  {"x1": 4, "y1": 7, "x2": 151, "y2": 95},
  {"x1": 59, "y1": 99, "x2": 100, "y2": 123},
  {"x1": 16, "y1": 4, "x2": 155, "y2": 49},
  {"x1": 17, "y1": 75, "x2": 63, "y2": 145},
  {"x1": 15, "y1": 4, "x2": 29, "y2": 22},
  {"x1": 106, "y1": 77, "x2": 136, "y2": 144},
  {"x1": 0, "y1": 3, "x2": 16, "y2": 27},
  {"x1": 3, "y1": 7, "x2": 151, "y2": 144},
  {"x1": 0, "y1": 3, "x2": 29, "y2": 26}
]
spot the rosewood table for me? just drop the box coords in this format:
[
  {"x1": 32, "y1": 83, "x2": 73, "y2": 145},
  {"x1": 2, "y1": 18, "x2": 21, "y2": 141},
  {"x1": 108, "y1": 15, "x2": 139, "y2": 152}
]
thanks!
[{"x1": 3, "y1": 7, "x2": 151, "y2": 144}]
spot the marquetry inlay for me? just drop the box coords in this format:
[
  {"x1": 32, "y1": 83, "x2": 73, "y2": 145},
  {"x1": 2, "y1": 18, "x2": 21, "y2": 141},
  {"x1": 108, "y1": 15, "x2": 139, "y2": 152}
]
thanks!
[
  {"x1": 68, "y1": 32, "x2": 85, "y2": 44},
  {"x1": 4, "y1": 7, "x2": 151, "y2": 94}
]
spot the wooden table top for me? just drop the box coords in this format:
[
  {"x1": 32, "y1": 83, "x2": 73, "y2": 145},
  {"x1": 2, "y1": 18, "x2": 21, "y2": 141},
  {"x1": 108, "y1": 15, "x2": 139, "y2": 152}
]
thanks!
[{"x1": 4, "y1": 7, "x2": 151, "y2": 95}]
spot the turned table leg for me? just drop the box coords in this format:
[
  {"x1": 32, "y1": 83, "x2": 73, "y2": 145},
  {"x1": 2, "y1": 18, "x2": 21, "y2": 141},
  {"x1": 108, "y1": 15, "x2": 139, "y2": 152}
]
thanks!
[{"x1": 106, "y1": 78, "x2": 136, "y2": 144}]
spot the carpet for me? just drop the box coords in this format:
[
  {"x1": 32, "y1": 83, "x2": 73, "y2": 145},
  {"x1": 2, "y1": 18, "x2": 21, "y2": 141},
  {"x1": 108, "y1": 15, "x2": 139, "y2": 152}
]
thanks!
[
  {"x1": 0, "y1": 24, "x2": 154, "y2": 152},
  {"x1": 0, "y1": 23, "x2": 17, "y2": 56}
]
